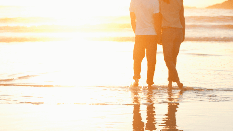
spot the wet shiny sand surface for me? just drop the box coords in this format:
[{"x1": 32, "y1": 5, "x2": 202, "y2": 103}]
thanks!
[
  {"x1": 0, "y1": 85, "x2": 233, "y2": 131},
  {"x1": 0, "y1": 41, "x2": 233, "y2": 130}
]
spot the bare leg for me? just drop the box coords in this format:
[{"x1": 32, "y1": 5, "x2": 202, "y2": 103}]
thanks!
[
  {"x1": 168, "y1": 81, "x2": 172, "y2": 88},
  {"x1": 132, "y1": 79, "x2": 139, "y2": 87},
  {"x1": 176, "y1": 81, "x2": 183, "y2": 89}
]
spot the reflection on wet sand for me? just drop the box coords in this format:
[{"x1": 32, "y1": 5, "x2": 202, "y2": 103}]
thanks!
[
  {"x1": 131, "y1": 87, "x2": 183, "y2": 131},
  {"x1": 161, "y1": 89, "x2": 183, "y2": 131},
  {"x1": 146, "y1": 88, "x2": 156, "y2": 131},
  {"x1": 132, "y1": 88, "x2": 144, "y2": 131}
]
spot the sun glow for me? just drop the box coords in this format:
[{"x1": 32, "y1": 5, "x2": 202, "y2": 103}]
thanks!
[
  {"x1": 183, "y1": 0, "x2": 227, "y2": 8},
  {"x1": 1, "y1": 0, "x2": 227, "y2": 8},
  {"x1": 5, "y1": 1, "x2": 130, "y2": 29}
]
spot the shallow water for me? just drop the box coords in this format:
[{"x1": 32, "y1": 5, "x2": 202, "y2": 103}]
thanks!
[
  {"x1": 0, "y1": 41, "x2": 232, "y2": 88},
  {"x1": 1, "y1": 6, "x2": 233, "y2": 130},
  {"x1": 0, "y1": 40, "x2": 233, "y2": 130},
  {"x1": 0, "y1": 85, "x2": 233, "y2": 131}
]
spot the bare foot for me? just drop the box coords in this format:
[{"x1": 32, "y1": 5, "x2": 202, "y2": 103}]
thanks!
[
  {"x1": 176, "y1": 81, "x2": 183, "y2": 89},
  {"x1": 132, "y1": 79, "x2": 139, "y2": 87}
]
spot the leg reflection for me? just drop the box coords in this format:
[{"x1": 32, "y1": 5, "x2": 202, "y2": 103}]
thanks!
[
  {"x1": 145, "y1": 88, "x2": 156, "y2": 131},
  {"x1": 161, "y1": 89, "x2": 183, "y2": 131},
  {"x1": 132, "y1": 89, "x2": 144, "y2": 131}
]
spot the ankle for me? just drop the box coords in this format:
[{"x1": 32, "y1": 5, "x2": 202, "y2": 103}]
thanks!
[
  {"x1": 132, "y1": 79, "x2": 139, "y2": 87},
  {"x1": 176, "y1": 81, "x2": 181, "y2": 85},
  {"x1": 168, "y1": 81, "x2": 172, "y2": 88},
  {"x1": 177, "y1": 81, "x2": 183, "y2": 88}
]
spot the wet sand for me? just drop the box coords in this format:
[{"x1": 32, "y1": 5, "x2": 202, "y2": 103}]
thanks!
[
  {"x1": 0, "y1": 85, "x2": 233, "y2": 131},
  {"x1": 0, "y1": 41, "x2": 233, "y2": 130}
]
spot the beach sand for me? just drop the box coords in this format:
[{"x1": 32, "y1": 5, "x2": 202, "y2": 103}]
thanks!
[
  {"x1": 0, "y1": 41, "x2": 233, "y2": 130},
  {"x1": 0, "y1": 86, "x2": 233, "y2": 131}
]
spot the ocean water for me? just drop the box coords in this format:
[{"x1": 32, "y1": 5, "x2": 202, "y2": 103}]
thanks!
[
  {"x1": 0, "y1": 7, "x2": 233, "y2": 42},
  {"x1": 0, "y1": 6, "x2": 233, "y2": 131},
  {"x1": 0, "y1": 7, "x2": 232, "y2": 87}
]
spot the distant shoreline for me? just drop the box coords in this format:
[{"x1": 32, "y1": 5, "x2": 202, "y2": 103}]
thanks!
[
  {"x1": 1, "y1": 36, "x2": 233, "y2": 43},
  {"x1": 206, "y1": 0, "x2": 233, "y2": 9},
  {"x1": 184, "y1": 6, "x2": 198, "y2": 9}
]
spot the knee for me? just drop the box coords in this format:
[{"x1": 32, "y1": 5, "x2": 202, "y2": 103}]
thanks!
[
  {"x1": 133, "y1": 52, "x2": 145, "y2": 62},
  {"x1": 164, "y1": 57, "x2": 173, "y2": 68},
  {"x1": 163, "y1": 55, "x2": 171, "y2": 63},
  {"x1": 147, "y1": 57, "x2": 156, "y2": 65},
  {"x1": 133, "y1": 57, "x2": 144, "y2": 63}
]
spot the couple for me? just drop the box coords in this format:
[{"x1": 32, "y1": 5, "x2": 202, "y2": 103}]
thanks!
[{"x1": 130, "y1": 0, "x2": 185, "y2": 89}]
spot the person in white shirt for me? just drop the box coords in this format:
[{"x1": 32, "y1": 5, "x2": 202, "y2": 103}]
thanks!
[{"x1": 130, "y1": 0, "x2": 161, "y2": 87}]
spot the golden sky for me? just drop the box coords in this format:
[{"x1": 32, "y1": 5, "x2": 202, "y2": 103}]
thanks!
[
  {"x1": 0, "y1": 0, "x2": 227, "y2": 18},
  {"x1": 0, "y1": 0, "x2": 227, "y2": 7}
]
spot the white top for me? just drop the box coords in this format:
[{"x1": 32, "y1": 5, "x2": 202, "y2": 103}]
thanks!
[{"x1": 129, "y1": 0, "x2": 159, "y2": 35}]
